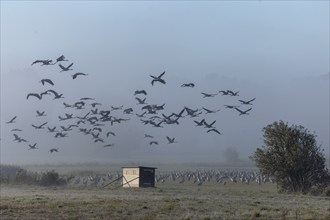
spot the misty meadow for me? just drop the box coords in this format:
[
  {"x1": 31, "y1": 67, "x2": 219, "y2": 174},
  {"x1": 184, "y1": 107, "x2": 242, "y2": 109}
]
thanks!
[{"x1": 1, "y1": 1, "x2": 329, "y2": 219}]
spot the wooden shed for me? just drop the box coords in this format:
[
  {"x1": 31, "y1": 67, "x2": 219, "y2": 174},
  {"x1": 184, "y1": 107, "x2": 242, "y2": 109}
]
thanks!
[{"x1": 122, "y1": 166, "x2": 157, "y2": 188}]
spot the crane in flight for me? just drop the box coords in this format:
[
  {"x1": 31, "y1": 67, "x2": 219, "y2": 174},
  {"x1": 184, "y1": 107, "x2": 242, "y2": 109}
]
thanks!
[
  {"x1": 181, "y1": 83, "x2": 195, "y2": 88},
  {"x1": 201, "y1": 92, "x2": 218, "y2": 98},
  {"x1": 166, "y1": 136, "x2": 177, "y2": 144},
  {"x1": 31, "y1": 59, "x2": 53, "y2": 66},
  {"x1": 234, "y1": 107, "x2": 252, "y2": 115},
  {"x1": 32, "y1": 122, "x2": 48, "y2": 129},
  {"x1": 28, "y1": 143, "x2": 38, "y2": 150},
  {"x1": 40, "y1": 79, "x2": 54, "y2": 86},
  {"x1": 134, "y1": 90, "x2": 147, "y2": 95},
  {"x1": 27, "y1": 93, "x2": 43, "y2": 100},
  {"x1": 72, "y1": 72, "x2": 88, "y2": 79},
  {"x1": 150, "y1": 71, "x2": 166, "y2": 85},
  {"x1": 59, "y1": 62, "x2": 74, "y2": 72},
  {"x1": 49, "y1": 148, "x2": 58, "y2": 153},
  {"x1": 238, "y1": 98, "x2": 256, "y2": 105}
]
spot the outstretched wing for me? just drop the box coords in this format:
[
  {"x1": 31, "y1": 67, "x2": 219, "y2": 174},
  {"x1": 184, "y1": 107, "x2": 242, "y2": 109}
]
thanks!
[
  {"x1": 41, "y1": 79, "x2": 54, "y2": 86},
  {"x1": 67, "y1": 62, "x2": 74, "y2": 69},
  {"x1": 234, "y1": 107, "x2": 243, "y2": 114},
  {"x1": 58, "y1": 63, "x2": 66, "y2": 70},
  {"x1": 158, "y1": 71, "x2": 165, "y2": 78},
  {"x1": 27, "y1": 93, "x2": 42, "y2": 100}
]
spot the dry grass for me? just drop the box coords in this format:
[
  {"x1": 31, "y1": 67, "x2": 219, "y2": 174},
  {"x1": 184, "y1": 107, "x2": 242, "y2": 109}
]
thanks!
[{"x1": 1, "y1": 170, "x2": 330, "y2": 220}]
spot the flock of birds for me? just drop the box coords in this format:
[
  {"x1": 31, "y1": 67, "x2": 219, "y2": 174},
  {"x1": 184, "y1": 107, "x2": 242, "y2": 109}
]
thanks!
[{"x1": 4, "y1": 55, "x2": 256, "y2": 154}]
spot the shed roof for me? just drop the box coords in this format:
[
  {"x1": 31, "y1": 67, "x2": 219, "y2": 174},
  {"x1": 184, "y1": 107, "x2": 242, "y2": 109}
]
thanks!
[{"x1": 122, "y1": 166, "x2": 157, "y2": 169}]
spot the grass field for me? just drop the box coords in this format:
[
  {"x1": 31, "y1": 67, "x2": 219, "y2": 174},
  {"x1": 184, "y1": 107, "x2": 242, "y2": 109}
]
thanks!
[{"x1": 1, "y1": 167, "x2": 329, "y2": 220}]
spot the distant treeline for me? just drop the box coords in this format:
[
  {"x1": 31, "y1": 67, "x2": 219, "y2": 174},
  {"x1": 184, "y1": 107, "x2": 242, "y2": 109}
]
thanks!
[{"x1": 0, "y1": 164, "x2": 69, "y2": 186}]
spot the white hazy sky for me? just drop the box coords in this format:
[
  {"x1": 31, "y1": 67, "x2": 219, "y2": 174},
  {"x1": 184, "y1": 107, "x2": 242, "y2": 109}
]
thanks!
[{"x1": 1, "y1": 1, "x2": 329, "y2": 165}]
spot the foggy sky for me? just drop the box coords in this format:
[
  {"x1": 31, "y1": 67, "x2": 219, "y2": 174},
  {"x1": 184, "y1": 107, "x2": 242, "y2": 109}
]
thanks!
[{"x1": 1, "y1": 1, "x2": 329, "y2": 165}]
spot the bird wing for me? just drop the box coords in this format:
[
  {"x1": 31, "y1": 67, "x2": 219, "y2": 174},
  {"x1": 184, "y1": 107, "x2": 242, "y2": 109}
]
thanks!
[
  {"x1": 158, "y1": 71, "x2": 165, "y2": 78},
  {"x1": 135, "y1": 97, "x2": 142, "y2": 103},
  {"x1": 40, "y1": 122, "x2": 48, "y2": 127},
  {"x1": 57, "y1": 55, "x2": 65, "y2": 61},
  {"x1": 27, "y1": 93, "x2": 42, "y2": 100},
  {"x1": 234, "y1": 108, "x2": 243, "y2": 113},
  {"x1": 244, "y1": 108, "x2": 252, "y2": 113},
  {"x1": 47, "y1": 89, "x2": 59, "y2": 96},
  {"x1": 58, "y1": 63, "x2": 66, "y2": 70},
  {"x1": 201, "y1": 92, "x2": 210, "y2": 97},
  {"x1": 72, "y1": 72, "x2": 87, "y2": 79},
  {"x1": 248, "y1": 98, "x2": 256, "y2": 103},
  {"x1": 202, "y1": 108, "x2": 212, "y2": 113},
  {"x1": 67, "y1": 62, "x2": 74, "y2": 69},
  {"x1": 8, "y1": 116, "x2": 17, "y2": 123},
  {"x1": 42, "y1": 79, "x2": 54, "y2": 86}
]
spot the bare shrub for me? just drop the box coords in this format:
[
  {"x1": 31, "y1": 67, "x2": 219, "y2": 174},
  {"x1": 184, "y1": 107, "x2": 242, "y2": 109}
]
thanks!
[{"x1": 39, "y1": 170, "x2": 66, "y2": 186}]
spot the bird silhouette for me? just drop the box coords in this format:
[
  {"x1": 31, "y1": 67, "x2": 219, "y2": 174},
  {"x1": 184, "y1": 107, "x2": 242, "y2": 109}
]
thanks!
[
  {"x1": 227, "y1": 90, "x2": 240, "y2": 96},
  {"x1": 207, "y1": 128, "x2": 222, "y2": 135},
  {"x1": 201, "y1": 92, "x2": 218, "y2": 98},
  {"x1": 47, "y1": 126, "x2": 57, "y2": 132},
  {"x1": 40, "y1": 79, "x2": 54, "y2": 86},
  {"x1": 144, "y1": 134, "x2": 154, "y2": 138},
  {"x1": 239, "y1": 98, "x2": 256, "y2": 105},
  {"x1": 27, "y1": 93, "x2": 42, "y2": 100},
  {"x1": 166, "y1": 136, "x2": 177, "y2": 144},
  {"x1": 80, "y1": 97, "x2": 95, "y2": 100},
  {"x1": 224, "y1": 105, "x2": 239, "y2": 109},
  {"x1": 202, "y1": 107, "x2": 220, "y2": 114},
  {"x1": 234, "y1": 107, "x2": 252, "y2": 115},
  {"x1": 123, "y1": 108, "x2": 133, "y2": 114},
  {"x1": 63, "y1": 102, "x2": 73, "y2": 108},
  {"x1": 36, "y1": 110, "x2": 46, "y2": 117},
  {"x1": 90, "y1": 102, "x2": 102, "y2": 108},
  {"x1": 135, "y1": 97, "x2": 147, "y2": 105},
  {"x1": 134, "y1": 90, "x2": 147, "y2": 95},
  {"x1": 150, "y1": 71, "x2": 166, "y2": 85},
  {"x1": 31, "y1": 59, "x2": 53, "y2": 66},
  {"x1": 72, "y1": 72, "x2": 88, "y2": 79},
  {"x1": 111, "y1": 105, "x2": 123, "y2": 110},
  {"x1": 54, "y1": 55, "x2": 68, "y2": 64},
  {"x1": 13, "y1": 134, "x2": 28, "y2": 143},
  {"x1": 32, "y1": 122, "x2": 48, "y2": 129},
  {"x1": 59, "y1": 62, "x2": 74, "y2": 72},
  {"x1": 203, "y1": 120, "x2": 216, "y2": 128},
  {"x1": 181, "y1": 83, "x2": 195, "y2": 88},
  {"x1": 6, "y1": 116, "x2": 17, "y2": 124},
  {"x1": 149, "y1": 141, "x2": 159, "y2": 145},
  {"x1": 106, "y1": 131, "x2": 116, "y2": 137},
  {"x1": 104, "y1": 144, "x2": 115, "y2": 147},
  {"x1": 194, "y1": 119, "x2": 205, "y2": 126},
  {"x1": 28, "y1": 143, "x2": 38, "y2": 150},
  {"x1": 49, "y1": 148, "x2": 58, "y2": 153},
  {"x1": 219, "y1": 90, "x2": 230, "y2": 95}
]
